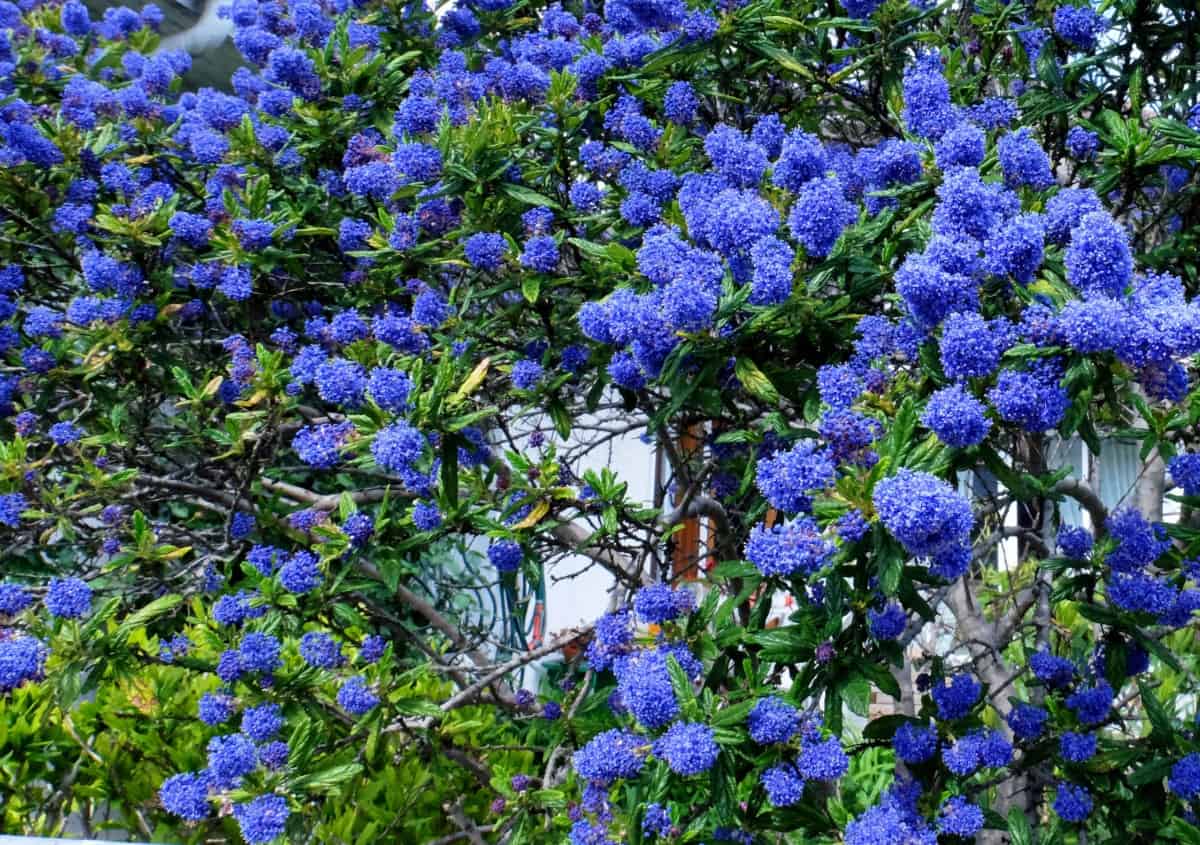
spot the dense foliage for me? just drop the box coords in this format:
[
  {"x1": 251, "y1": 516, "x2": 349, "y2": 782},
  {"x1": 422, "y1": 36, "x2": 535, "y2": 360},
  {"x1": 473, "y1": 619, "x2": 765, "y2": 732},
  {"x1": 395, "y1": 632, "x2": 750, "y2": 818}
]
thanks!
[{"x1": 4, "y1": 0, "x2": 1200, "y2": 842}]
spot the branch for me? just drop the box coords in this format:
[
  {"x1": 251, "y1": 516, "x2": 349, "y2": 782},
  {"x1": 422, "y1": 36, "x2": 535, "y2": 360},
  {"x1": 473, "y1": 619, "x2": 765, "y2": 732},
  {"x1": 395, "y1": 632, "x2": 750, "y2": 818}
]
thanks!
[
  {"x1": 138, "y1": 474, "x2": 250, "y2": 510},
  {"x1": 437, "y1": 626, "x2": 591, "y2": 713},
  {"x1": 660, "y1": 493, "x2": 730, "y2": 536},
  {"x1": 550, "y1": 520, "x2": 649, "y2": 585},
  {"x1": 259, "y1": 477, "x2": 394, "y2": 510},
  {"x1": 384, "y1": 626, "x2": 593, "y2": 734},
  {"x1": 357, "y1": 559, "x2": 495, "y2": 672},
  {"x1": 1054, "y1": 477, "x2": 1108, "y2": 536},
  {"x1": 445, "y1": 799, "x2": 488, "y2": 845},
  {"x1": 425, "y1": 825, "x2": 498, "y2": 845}
]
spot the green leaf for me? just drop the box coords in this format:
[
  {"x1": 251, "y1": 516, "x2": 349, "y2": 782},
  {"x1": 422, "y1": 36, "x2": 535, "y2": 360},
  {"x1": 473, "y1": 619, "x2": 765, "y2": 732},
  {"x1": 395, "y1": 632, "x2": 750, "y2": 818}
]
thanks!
[
  {"x1": 842, "y1": 676, "x2": 871, "y2": 717},
  {"x1": 521, "y1": 275, "x2": 540, "y2": 303},
  {"x1": 1165, "y1": 818, "x2": 1200, "y2": 845},
  {"x1": 1007, "y1": 807, "x2": 1033, "y2": 845},
  {"x1": 1138, "y1": 678, "x2": 1174, "y2": 741},
  {"x1": 664, "y1": 654, "x2": 696, "y2": 711},
  {"x1": 824, "y1": 686, "x2": 843, "y2": 738},
  {"x1": 500, "y1": 183, "x2": 561, "y2": 210},
  {"x1": 734, "y1": 358, "x2": 780, "y2": 404},
  {"x1": 115, "y1": 593, "x2": 181, "y2": 640},
  {"x1": 862, "y1": 714, "x2": 915, "y2": 741},
  {"x1": 1129, "y1": 757, "x2": 1172, "y2": 786},
  {"x1": 878, "y1": 551, "x2": 903, "y2": 596},
  {"x1": 292, "y1": 763, "x2": 364, "y2": 793},
  {"x1": 747, "y1": 624, "x2": 817, "y2": 663},
  {"x1": 711, "y1": 698, "x2": 756, "y2": 728},
  {"x1": 391, "y1": 698, "x2": 443, "y2": 717}
]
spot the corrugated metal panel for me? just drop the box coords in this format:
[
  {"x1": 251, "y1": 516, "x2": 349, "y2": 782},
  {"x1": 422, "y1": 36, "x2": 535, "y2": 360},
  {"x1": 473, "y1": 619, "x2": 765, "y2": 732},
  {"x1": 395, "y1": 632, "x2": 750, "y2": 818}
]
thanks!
[
  {"x1": 1097, "y1": 438, "x2": 1142, "y2": 512},
  {"x1": 1048, "y1": 437, "x2": 1084, "y2": 527}
]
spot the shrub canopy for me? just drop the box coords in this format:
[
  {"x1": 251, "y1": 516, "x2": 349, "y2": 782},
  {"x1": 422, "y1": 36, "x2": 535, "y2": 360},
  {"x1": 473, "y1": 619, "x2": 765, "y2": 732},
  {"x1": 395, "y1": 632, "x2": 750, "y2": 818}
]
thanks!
[{"x1": 3, "y1": 0, "x2": 1200, "y2": 843}]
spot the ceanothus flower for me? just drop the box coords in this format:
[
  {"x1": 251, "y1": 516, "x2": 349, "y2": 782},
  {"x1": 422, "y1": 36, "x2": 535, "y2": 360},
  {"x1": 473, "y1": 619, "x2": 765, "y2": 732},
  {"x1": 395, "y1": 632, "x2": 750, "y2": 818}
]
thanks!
[
  {"x1": 704, "y1": 124, "x2": 768, "y2": 188},
  {"x1": 937, "y1": 796, "x2": 984, "y2": 838},
  {"x1": 931, "y1": 672, "x2": 980, "y2": 721},
  {"x1": 366, "y1": 367, "x2": 413, "y2": 413},
  {"x1": 342, "y1": 512, "x2": 374, "y2": 547},
  {"x1": 754, "y1": 440, "x2": 835, "y2": 514},
  {"x1": 45, "y1": 577, "x2": 91, "y2": 619},
  {"x1": 939, "y1": 311, "x2": 1007, "y2": 380},
  {"x1": 337, "y1": 676, "x2": 379, "y2": 716},
  {"x1": 893, "y1": 722, "x2": 938, "y2": 763},
  {"x1": 694, "y1": 188, "x2": 781, "y2": 257},
  {"x1": 931, "y1": 167, "x2": 1019, "y2": 242},
  {"x1": 653, "y1": 721, "x2": 719, "y2": 775},
  {"x1": 520, "y1": 235, "x2": 558, "y2": 272},
  {"x1": 868, "y1": 603, "x2": 906, "y2": 640},
  {"x1": 1045, "y1": 188, "x2": 1105, "y2": 245},
  {"x1": 873, "y1": 469, "x2": 974, "y2": 559},
  {"x1": 1065, "y1": 681, "x2": 1113, "y2": 725},
  {"x1": 573, "y1": 729, "x2": 646, "y2": 784},
  {"x1": 761, "y1": 763, "x2": 805, "y2": 807},
  {"x1": 788, "y1": 176, "x2": 856, "y2": 258},
  {"x1": 48, "y1": 422, "x2": 83, "y2": 445},
  {"x1": 988, "y1": 369, "x2": 1069, "y2": 432},
  {"x1": 845, "y1": 784, "x2": 936, "y2": 845},
  {"x1": 1060, "y1": 731, "x2": 1097, "y2": 762},
  {"x1": 1169, "y1": 753, "x2": 1200, "y2": 801},
  {"x1": 968, "y1": 97, "x2": 1017, "y2": 129},
  {"x1": 893, "y1": 254, "x2": 978, "y2": 330},
  {"x1": 1169, "y1": 454, "x2": 1200, "y2": 496},
  {"x1": 0, "y1": 583, "x2": 31, "y2": 616},
  {"x1": 744, "y1": 518, "x2": 835, "y2": 577},
  {"x1": 633, "y1": 583, "x2": 694, "y2": 624},
  {"x1": 797, "y1": 736, "x2": 849, "y2": 781},
  {"x1": 902, "y1": 50, "x2": 956, "y2": 140},
  {"x1": 206, "y1": 733, "x2": 258, "y2": 787},
  {"x1": 0, "y1": 493, "x2": 25, "y2": 528},
  {"x1": 997, "y1": 128, "x2": 1055, "y2": 190},
  {"x1": 238, "y1": 632, "x2": 282, "y2": 674},
  {"x1": 0, "y1": 635, "x2": 46, "y2": 692},
  {"x1": 487, "y1": 540, "x2": 523, "y2": 572},
  {"x1": 1053, "y1": 782, "x2": 1093, "y2": 823},
  {"x1": 984, "y1": 213, "x2": 1045, "y2": 284},
  {"x1": 922, "y1": 385, "x2": 991, "y2": 448},
  {"x1": 934, "y1": 121, "x2": 986, "y2": 170},
  {"x1": 300, "y1": 631, "x2": 345, "y2": 669},
  {"x1": 1105, "y1": 508, "x2": 1171, "y2": 572},
  {"x1": 1006, "y1": 703, "x2": 1049, "y2": 740},
  {"x1": 1057, "y1": 525, "x2": 1094, "y2": 560},
  {"x1": 159, "y1": 772, "x2": 210, "y2": 821},
  {"x1": 1054, "y1": 5, "x2": 1106, "y2": 51},
  {"x1": 1065, "y1": 212, "x2": 1133, "y2": 298},
  {"x1": 663, "y1": 81, "x2": 698, "y2": 124},
  {"x1": 747, "y1": 696, "x2": 801, "y2": 744},
  {"x1": 615, "y1": 649, "x2": 678, "y2": 729},
  {"x1": 412, "y1": 501, "x2": 442, "y2": 531},
  {"x1": 1066, "y1": 125, "x2": 1100, "y2": 159},
  {"x1": 772, "y1": 129, "x2": 826, "y2": 193},
  {"x1": 511, "y1": 359, "x2": 543, "y2": 389},
  {"x1": 371, "y1": 421, "x2": 427, "y2": 481},
  {"x1": 198, "y1": 692, "x2": 235, "y2": 725},
  {"x1": 360, "y1": 635, "x2": 387, "y2": 664},
  {"x1": 642, "y1": 803, "x2": 672, "y2": 838},
  {"x1": 234, "y1": 794, "x2": 290, "y2": 844},
  {"x1": 279, "y1": 551, "x2": 322, "y2": 594},
  {"x1": 1031, "y1": 650, "x2": 1076, "y2": 688},
  {"x1": 242, "y1": 703, "x2": 283, "y2": 742},
  {"x1": 749, "y1": 235, "x2": 794, "y2": 306}
]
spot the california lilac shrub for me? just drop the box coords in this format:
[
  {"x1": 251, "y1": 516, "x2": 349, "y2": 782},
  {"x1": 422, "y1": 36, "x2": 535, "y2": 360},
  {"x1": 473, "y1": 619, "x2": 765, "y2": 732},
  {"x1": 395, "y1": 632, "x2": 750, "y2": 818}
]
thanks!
[{"x1": 3, "y1": 0, "x2": 1200, "y2": 842}]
